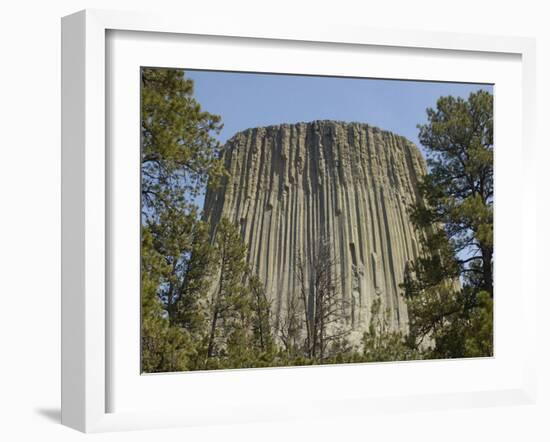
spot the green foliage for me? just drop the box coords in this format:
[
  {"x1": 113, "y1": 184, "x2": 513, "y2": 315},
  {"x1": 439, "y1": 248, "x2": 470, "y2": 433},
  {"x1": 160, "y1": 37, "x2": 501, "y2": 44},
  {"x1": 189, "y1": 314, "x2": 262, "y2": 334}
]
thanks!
[
  {"x1": 415, "y1": 90, "x2": 493, "y2": 296},
  {"x1": 362, "y1": 298, "x2": 419, "y2": 362},
  {"x1": 203, "y1": 218, "x2": 276, "y2": 370},
  {"x1": 205, "y1": 218, "x2": 249, "y2": 360},
  {"x1": 141, "y1": 228, "x2": 193, "y2": 373},
  {"x1": 141, "y1": 67, "x2": 224, "y2": 218},
  {"x1": 463, "y1": 291, "x2": 493, "y2": 357},
  {"x1": 172, "y1": 222, "x2": 215, "y2": 334},
  {"x1": 249, "y1": 274, "x2": 276, "y2": 357},
  {"x1": 406, "y1": 286, "x2": 493, "y2": 359},
  {"x1": 403, "y1": 90, "x2": 494, "y2": 359},
  {"x1": 140, "y1": 68, "x2": 225, "y2": 372}
]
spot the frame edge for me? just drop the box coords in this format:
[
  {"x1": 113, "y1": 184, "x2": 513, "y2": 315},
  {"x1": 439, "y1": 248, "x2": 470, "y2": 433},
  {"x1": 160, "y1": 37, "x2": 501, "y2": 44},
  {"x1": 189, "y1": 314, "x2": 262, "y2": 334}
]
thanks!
[
  {"x1": 61, "y1": 8, "x2": 538, "y2": 432},
  {"x1": 61, "y1": 9, "x2": 86, "y2": 432},
  {"x1": 61, "y1": 9, "x2": 108, "y2": 433}
]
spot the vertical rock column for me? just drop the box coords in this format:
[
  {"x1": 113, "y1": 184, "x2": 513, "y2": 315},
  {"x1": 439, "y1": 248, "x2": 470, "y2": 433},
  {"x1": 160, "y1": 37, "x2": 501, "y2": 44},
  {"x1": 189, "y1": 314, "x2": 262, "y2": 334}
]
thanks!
[{"x1": 203, "y1": 121, "x2": 427, "y2": 343}]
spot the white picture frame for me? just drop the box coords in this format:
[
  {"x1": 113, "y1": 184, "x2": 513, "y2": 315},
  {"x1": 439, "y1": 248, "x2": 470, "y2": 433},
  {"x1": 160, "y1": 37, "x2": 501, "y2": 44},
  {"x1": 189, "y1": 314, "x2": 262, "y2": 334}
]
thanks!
[{"x1": 61, "y1": 9, "x2": 537, "y2": 433}]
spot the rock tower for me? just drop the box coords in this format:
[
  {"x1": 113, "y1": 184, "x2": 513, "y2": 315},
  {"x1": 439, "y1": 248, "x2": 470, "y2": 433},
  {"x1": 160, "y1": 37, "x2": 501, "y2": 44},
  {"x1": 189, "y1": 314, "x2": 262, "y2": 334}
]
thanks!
[{"x1": 204, "y1": 121, "x2": 427, "y2": 342}]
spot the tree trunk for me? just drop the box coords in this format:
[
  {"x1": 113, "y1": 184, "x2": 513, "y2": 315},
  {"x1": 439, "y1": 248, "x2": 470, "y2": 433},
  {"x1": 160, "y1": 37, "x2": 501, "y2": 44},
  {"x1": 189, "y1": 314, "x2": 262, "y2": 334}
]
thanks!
[
  {"x1": 207, "y1": 309, "x2": 219, "y2": 358},
  {"x1": 480, "y1": 245, "x2": 493, "y2": 297}
]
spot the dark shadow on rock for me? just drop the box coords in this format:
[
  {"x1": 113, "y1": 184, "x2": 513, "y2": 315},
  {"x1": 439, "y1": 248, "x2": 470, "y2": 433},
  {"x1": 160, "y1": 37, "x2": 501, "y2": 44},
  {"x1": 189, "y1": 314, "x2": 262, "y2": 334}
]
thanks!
[{"x1": 35, "y1": 407, "x2": 61, "y2": 423}]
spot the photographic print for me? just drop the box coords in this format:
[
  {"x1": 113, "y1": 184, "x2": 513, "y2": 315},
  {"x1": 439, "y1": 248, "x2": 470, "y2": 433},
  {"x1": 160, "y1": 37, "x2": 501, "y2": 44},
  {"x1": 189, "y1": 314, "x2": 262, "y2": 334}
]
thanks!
[{"x1": 140, "y1": 68, "x2": 493, "y2": 373}]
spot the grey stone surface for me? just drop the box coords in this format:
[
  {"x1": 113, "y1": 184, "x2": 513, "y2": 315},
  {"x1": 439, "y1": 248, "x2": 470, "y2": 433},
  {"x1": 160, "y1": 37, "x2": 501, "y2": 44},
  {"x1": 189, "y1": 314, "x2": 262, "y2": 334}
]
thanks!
[{"x1": 204, "y1": 120, "x2": 427, "y2": 343}]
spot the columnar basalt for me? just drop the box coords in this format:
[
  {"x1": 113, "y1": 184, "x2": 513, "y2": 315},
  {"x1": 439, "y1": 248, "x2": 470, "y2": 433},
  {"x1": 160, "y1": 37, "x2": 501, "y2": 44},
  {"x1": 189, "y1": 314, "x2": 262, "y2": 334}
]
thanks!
[{"x1": 204, "y1": 121, "x2": 427, "y2": 343}]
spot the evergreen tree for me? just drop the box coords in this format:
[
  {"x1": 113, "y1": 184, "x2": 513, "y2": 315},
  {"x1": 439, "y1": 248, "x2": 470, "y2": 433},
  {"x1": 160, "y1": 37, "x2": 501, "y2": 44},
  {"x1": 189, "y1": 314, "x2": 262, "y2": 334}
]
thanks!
[
  {"x1": 413, "y1": 90, "x2": 493, "y2": 296},
  {"x1": 172, "y1": 222, "x2": 215, "y2": 334},
  {"x1": 141, "y1": 67, "x2": 224, "y2": 220},
  {"x1": 403, "y1": 90, "x2": 494, "y2": 358},
  {"x1": 202, "y1": 218, "x2": 276, "y2": 369},
  {"x1": 248, "y1": 274, "x2": 276, "y2": 358},
  {"x1": 141, "y1": 228, "x2": 193, "y2": 373},
  {"x1": 205, "y1": 218, "x2": 251, "y2": 365},
  {"x1": 140, "y1": 67, "x2": 225, "y2": 372}
]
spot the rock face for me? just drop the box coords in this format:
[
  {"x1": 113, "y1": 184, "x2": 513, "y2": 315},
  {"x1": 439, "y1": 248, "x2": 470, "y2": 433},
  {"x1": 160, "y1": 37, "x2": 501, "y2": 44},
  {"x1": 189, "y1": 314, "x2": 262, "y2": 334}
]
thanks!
[{"x1": 204, "y1": 121, "x2": 427, "y2": 342}]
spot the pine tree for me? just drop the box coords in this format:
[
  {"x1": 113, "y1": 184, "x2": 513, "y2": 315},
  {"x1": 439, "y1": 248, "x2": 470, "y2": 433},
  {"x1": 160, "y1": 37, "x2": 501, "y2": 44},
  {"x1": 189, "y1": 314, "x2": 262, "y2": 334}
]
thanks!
[
  {"x1": 248, "y1": 274, "x2": 275, "y2": 357},
  {"x1": 141, "y1": 228, "x2": 193, "y2": 373},
  {"x1": 140, "y1": 67, "x2": 225, "y2": 372},
  {"x1": 414, "y1": 90, "x2": 493, "y2": 297},
  {"x1": 141, "y1": 67, "x2": 224, "y2": 220},
  {"x1": 205, "y1": 218, "x2": 250, "y2": 364},
  {"x1": 403, "y1": 90, "x2": 494, "y2": 358}
]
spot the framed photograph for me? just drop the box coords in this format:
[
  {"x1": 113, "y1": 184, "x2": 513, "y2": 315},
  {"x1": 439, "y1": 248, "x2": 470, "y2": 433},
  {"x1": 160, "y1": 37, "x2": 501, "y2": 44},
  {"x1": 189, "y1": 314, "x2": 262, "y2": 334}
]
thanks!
[{"x1": 61, "y1": 9, "x2": 537, "y2": 432}]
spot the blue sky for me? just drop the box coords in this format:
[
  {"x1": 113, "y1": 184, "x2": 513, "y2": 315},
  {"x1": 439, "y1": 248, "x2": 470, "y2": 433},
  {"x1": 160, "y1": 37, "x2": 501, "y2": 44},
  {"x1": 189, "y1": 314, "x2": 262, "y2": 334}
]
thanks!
[
  {"x1": 183, "y1": 70, "x2": 492, "y2": 209},
  {"x1": 186, "y1": 69, "x2": 493, "y2": 154}
]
